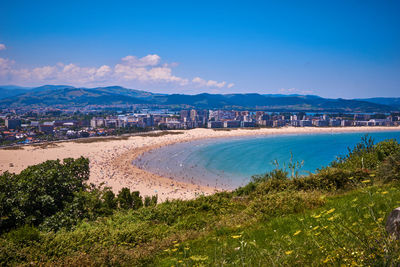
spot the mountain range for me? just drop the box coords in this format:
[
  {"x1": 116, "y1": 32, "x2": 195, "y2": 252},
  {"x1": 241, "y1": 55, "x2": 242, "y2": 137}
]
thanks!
[{"x1": 0, "y1": 85, "x2": 399, "y2": 112}]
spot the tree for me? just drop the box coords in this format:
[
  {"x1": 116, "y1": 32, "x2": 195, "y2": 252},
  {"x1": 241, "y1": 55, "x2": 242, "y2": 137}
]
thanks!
[
  {"x1": 0, "y1": 157, "x2": 90, "y2": 233},
  {"x1": 132, "y1": 191, "x2": 143, "y2": 210},
  {"x1": 102, "y1": 190, "x2": 117, "y2": 210},
  {"x1": 144, "y1": 196, "x2": 151, "y2": 207},
  {"x1": 117, "y1": 188, "x2": 133, "y2": 209}
]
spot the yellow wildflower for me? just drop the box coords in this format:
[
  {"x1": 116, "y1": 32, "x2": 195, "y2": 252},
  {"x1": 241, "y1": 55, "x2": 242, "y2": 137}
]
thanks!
[
  {"x1": 382, "y1": 191, "x2": 388, "y2": 195},
  {"x1": 231, "y1": 235, "x2": 241, "y2": 239},
  {"x1": 293, "y1": 230, "x2": 302, "y2": 236},
  {"x1": 326, "y1": 208, "x2": 335, "y2": 214},
  {"x1": 285, "y1": 250, "x2": 293, "y2": 255},
  {"x1": 171, "y1": 248, "x2": 178, "y2": 252},
  {"x1": 313, "y1": 226, "x2": 320, "y2": 231},
  {"x1": 328, "y1": 216, "x2": 335, "y2": 221},
  {"x1": 190, "y1": 255, "x2": 208, "y2": 261}
]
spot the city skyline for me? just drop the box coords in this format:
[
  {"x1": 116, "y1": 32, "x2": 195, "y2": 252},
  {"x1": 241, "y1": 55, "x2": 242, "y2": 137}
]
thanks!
[{"x1": 1, "y1": 0, "x2": 399, "y2": 98}]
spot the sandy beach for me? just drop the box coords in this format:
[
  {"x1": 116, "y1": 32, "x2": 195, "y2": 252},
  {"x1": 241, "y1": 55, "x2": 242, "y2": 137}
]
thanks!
[{"x1": 1, "y1": 126, "x2": 399, "y2": 201}]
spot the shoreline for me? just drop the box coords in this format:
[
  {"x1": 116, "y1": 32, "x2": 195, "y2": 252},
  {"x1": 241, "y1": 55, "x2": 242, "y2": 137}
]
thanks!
[{"x1": 1, "y1": 126, "x2": 400, "y2": 201}]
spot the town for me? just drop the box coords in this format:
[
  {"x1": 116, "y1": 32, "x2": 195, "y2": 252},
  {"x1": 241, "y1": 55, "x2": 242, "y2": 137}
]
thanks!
[{"x1": 1, "y1": 107, "x2": 399, "y2": 146}]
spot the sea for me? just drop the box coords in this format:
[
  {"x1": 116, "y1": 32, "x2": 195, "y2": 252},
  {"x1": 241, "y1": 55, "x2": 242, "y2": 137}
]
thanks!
[{"x1": 133, "y1": 130, "x2": 400, "y2": 189}]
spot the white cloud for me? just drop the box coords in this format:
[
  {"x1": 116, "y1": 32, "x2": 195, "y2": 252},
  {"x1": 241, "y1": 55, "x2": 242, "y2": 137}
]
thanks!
[
  {"x1": 227, "y1": 83, "x2": 235, "y2": 89},
  {"x1": 121, "y1": 54, "x2": 161, "y2": 67},
  {"x1": 0, "y1": 57, "x2": 14, "y2": 77},
  {"x1": 192, "y1": 77, "x2": 227, "y2": 88},
  {"x1": 279, "y1": 88, "x2": 315, "y2": 95},
  {"x1": 0, "y1": 54, "x2": 233, "y2": 90},
  {"x1": 0, "y1": 44, "x2": 6, "y2": 51}
]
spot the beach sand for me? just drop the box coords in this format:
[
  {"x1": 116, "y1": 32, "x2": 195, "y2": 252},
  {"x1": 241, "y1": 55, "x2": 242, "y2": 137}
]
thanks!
[{"x1": 1, "y1": 126, "x2": 399, "y2": 201}]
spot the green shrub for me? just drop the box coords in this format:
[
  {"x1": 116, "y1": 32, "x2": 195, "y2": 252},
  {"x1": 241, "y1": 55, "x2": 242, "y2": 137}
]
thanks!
[
  {"x1": 132, "y1": 191, "x2": 144, "y2": 210},
  {"x1": 102, "y1": 190, "x2": 117, "y2": 211},
  {"x1": 247, "y1": 190, "x2": 326, "y2": 221},
  {"x1": 0, "y1": 157, "x2": 89, "y2": 233},
  {"x1": 117, "y1": 188, "x2": 133, "y2": 209},
  {"x1": 377, "y1": 150, "x2": 400, "y2": 182},
  {"x1": 6, "y1": 225, "x2": 40, "y2": 245}
]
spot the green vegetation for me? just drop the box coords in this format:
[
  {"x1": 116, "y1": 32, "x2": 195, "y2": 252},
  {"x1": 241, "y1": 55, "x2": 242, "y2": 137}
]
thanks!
[{"x1": 1, "y1": 136, "x2": 400, "y2": 265}]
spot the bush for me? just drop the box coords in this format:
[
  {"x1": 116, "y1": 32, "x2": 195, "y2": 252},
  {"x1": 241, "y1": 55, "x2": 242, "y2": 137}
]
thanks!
[
  {"x1": 377, "y1": 150, "x2": 400, "y2": 182},
  {"x1": 332, "y1": 137, "x2": 400, "y2": 171},
  {"x1": 6, "y1": 225, "x2": 40, "y2": 245},
  {"x1": 0, "y1": 157, "x2": 89, "y2": 233},
  {"x1": 247, "y1": 190, "x2": 326, "y2": 221},
  {"x1": 117, "y1": 188, "x2": 133, "y2": 209}
]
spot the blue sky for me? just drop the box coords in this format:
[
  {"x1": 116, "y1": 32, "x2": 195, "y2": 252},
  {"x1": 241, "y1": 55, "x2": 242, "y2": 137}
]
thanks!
[{"x1": 0, "y1": 0, "x2": 399, "y2": 98}]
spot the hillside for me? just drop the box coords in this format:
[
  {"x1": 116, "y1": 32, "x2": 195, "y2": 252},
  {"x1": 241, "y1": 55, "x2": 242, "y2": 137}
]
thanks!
[
  {"x1": 1, "y1": 137, "x2": 400, "y2": 265},
  {"x1": 0, "y1": 85, "x2": 397, "y2": 112},
  {"x1": 0, "y1": 86, "x2": 149, "y2": 106},
  {"x1": 358, "y1": 97, "x2": 400, "y2": 109}
]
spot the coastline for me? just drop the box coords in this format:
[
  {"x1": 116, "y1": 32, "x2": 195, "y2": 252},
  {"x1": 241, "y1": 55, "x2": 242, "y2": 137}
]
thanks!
[{"x1": 1, "y1": 126, "x2": 400, "y2": 201}]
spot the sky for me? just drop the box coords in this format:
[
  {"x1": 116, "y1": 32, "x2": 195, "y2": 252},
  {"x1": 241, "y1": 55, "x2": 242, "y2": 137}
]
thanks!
[{"x1": 0, "y1": 0, "x2": 399, "y2": 98}]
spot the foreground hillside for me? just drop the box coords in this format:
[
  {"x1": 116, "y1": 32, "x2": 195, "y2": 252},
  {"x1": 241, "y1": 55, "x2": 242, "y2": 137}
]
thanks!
[{"x1": 1, "y1": 136, "x2": 400, "y2": 265}]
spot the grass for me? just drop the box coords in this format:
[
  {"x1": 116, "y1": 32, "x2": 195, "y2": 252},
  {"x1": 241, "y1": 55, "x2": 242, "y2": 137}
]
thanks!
[
  {"x1": 31, "y1": 142, "x2": 59, "y2": 149},
  {"x1": 0, "y1": 146, "x2": 24, "y2": 150},
  {"x1": 72, "y1": 131, "x2": 183, "y2": 144},
  {"x1": 139, "y1": 131, "x2": 184, "y2": 137},
  {"x1": 72, "y1": 135, "x2": 131, "y2": 143},
  {"x1": 154, "y1": 183, "x2": 400, "y2": 266},
  {"x1": 2, "y1": 181, "x2": 399, "y2": 266}
]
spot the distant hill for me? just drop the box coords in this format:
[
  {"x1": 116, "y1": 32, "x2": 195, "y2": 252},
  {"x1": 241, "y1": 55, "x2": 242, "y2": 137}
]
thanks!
[
  {"x1": 0, "y1": 86, "x2": 149, "y2": 106},
  {"x1": 153, "y1": 93, "x2": 395, "y2": 112},
  {"x1": 0, "y1": 85, "x2": 398, "y2": 112},
  {"x1": 357, "y1": 97, "x2": 400, "y2": 109},
  {"x1": 0, "y1": 86, "x2": 31, "y2": 99}
]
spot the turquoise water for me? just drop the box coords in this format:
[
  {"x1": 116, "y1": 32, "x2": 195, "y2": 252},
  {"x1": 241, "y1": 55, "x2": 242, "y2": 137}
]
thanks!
[{"x1": 133, "y1": 131, "x2": 400, "y2": 189}]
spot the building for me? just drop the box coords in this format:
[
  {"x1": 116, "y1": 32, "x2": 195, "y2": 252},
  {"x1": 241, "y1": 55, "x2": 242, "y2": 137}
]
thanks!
[
  {"x1": 180, "y1": 110, "x2": 190, "y2": 121},
  {"x1": 207, "y1": 121, "x2": 224, "y2": 128},
  {"x1": 190, "y1": 109, "x2": 197, "y2": 121},
  {"x1": 329, "y1": 119, "x2": 342, "y2": 127},
  {"x1": 290, "y1": 120, "x2": 301, "y2": 127},
  {"x1": 313, "y1": 120, "x2": 329, "y2": 127},
  {"x1": 354, "y1": 114, "x2": 371, "y2": 121},
  {"x1": 30, "y1": 121, "x2": 39, "y2": 127},
  {"x1": 209, "y1": 110, "x2": 235, "y2": 121},
  {"x1": 258, "y1": 120, "x2": 273, "y2": 127},
  {"x1": 341, "y1": 120, "x2": 352, "y2": 127},
  {"x1": 223, "y1": 120, "x2": 241, "y2": 128},
  {"x1": 90, "y1": 117, "x2": 105, "y2": 128},
  {"x1": 241, "y1": 121, "x2": 256, "y2": 127},
  {"x1": 159, "y1": 120, "x2": 184, "y2": 129},
  {"x1": 299, "y1": 120, "x2": 312, "y2": 127},
  {"x1": 273, "y1": 120, "x2": 286, "y2": 127},
  {"x1": 5, "y1": 118, "x2": 21, "y2": 130},
  {"x1": 39, "y1": 124, "x2": 54, "y2": 134}
]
